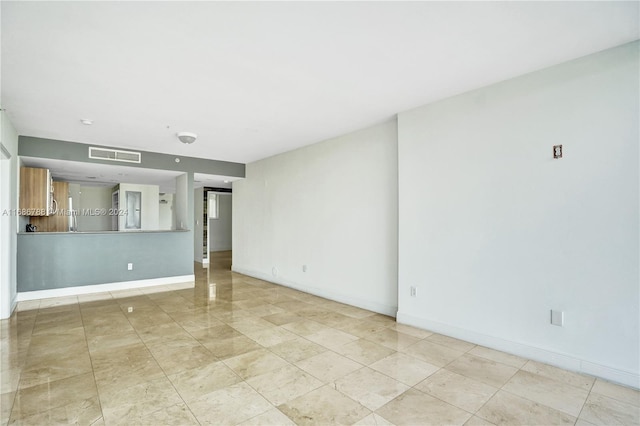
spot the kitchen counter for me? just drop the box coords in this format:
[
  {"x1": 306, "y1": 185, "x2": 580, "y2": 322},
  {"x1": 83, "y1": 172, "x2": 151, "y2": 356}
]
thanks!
[
  {"x1": 19, "y1": 229, "x2": 190, "y2": 235},
  {"x1": 17, "y1": 229, "x2": 193, "y2": 292}
]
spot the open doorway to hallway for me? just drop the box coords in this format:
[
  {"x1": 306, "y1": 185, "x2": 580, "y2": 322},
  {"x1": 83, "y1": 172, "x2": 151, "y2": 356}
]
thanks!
[
  {"x1": 194, "y1": 187, "x2": 233, "y2": 288},
  {"x1": 206, "y1": 191, "x2": 232, "y2": 266},
  {"x1": 193, "y1": 177, "x2": 235, "y2": 267},
  {"x1": 209, "y1": 250, "x2": 232, "y2": 272}
]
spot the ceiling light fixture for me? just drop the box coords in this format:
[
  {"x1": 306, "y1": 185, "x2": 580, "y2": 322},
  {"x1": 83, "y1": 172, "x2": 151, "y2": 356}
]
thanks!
[
  {"x1": 177, "y1": 132, "x2": 197, "y2": 144},
  {"x1": 81, "y1": 119, "x2": 93, "y2": 125}
]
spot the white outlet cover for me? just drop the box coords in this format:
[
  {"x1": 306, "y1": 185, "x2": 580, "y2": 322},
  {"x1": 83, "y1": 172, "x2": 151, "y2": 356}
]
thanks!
[{"x1": 551, "y1": 310, "x2": 564, "y2": 326}]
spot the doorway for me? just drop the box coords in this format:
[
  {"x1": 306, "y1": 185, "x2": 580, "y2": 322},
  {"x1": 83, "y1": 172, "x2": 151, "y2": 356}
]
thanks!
[{"x1": 206, "y1": 191, "x2": 232, "y2": 272}]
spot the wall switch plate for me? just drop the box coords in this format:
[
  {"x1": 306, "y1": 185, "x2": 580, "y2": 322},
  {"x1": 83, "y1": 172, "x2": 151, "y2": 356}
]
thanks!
[
  {"x1": 127, "y1": 307, "x2": 133, "y2": 313},
  {"x1": 127, "y1": 263, "x2": 133, "y2": 271},
  {"x1": 410, "y1": 286, "x2": 417, "y2": 297},
  {"x1": 553, "y1": 145, "x2": 563, "y2": 159},
  {"x1": 551, "y1": 310, "x2": 564, "y2": 326},
  {"x1": 302, "y1": 264, "x2": 307, "y2": 272}
]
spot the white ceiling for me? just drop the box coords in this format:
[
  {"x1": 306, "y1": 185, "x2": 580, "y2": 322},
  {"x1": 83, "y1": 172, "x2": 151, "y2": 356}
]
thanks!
[{"x1": 2, "y1": 2, "x2": 638, "y2": 165}]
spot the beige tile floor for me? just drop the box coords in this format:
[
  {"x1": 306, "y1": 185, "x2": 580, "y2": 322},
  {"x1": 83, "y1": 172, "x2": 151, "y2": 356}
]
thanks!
[{"x1": 1, "y1": 251, "x2": 639, "y2": 425}]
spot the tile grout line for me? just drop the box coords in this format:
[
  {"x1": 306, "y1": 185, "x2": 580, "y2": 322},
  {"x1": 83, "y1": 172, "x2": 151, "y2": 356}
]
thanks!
[
  {"x1": 574, "y1": 378, "x2": 598, "y2": 426},
  {"x1": 78, "y1": 298, "x2": 107, "y2": 425}
]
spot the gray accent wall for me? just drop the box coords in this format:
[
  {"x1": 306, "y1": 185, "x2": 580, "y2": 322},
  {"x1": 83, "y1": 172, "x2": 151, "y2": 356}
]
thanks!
[
  {"x1": 17, "y1": 231, "x2": 192, "y2": 291},
  {"x1": 18, "y1": 136, "x2": 245, "y2": 177}
]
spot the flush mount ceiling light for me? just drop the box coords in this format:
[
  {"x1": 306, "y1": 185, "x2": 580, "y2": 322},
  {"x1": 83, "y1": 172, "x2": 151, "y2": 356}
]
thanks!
[
  {"x1": 177, "y1": 132, "x2": 197, "y2": 144},
  {"x1": 80, "y1": 119, "x2": 93, "y2": 125}
]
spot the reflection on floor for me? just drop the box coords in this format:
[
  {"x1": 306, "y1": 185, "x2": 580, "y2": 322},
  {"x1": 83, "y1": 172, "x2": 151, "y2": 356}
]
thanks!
[
  {"x1": 1, "y1": 250, "x2": 638, "y2": 425},
  {"x1": 209, "y1": 250, "x2": 232, "y2": 271}
]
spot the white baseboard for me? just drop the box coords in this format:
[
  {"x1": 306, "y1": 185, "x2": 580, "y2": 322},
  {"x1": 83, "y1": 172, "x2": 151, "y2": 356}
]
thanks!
[
  {"x1": 10, "y1": 294, "x2": 17, "y2": 316},
  {"x1": 232, "y1": 266, "x2": 397, "y2": 317},
  {"x1": 16, "y1": 275, "x2": 195, "y2": 301},
  {"x1": 1, "y1": 294, "x2": 18, "y2": 320},
  {"x1": 397, "y1": 311, "x2": 639, "y2": 390}
]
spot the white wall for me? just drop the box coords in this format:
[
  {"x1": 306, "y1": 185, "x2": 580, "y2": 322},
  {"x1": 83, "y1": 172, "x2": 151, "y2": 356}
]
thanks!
[
  {"x1": 193, "y1": 187, "x2": 204, "y2": 262},
  {"x1": 397, "y1": 42, "x2": 639, "y2": 387},
  {"x1": 117, "y1": 183, "x2": 159, "y2": 231},
  {"x1": 175, "y1": 174, "x2": 189, "y2": 231},
  {"x1": 0, "y1": 111, "x2": 19, "y2": 319},
  {"x1": 158, "y1": 193, "x2": 175, "y2": 230},
  {"x1": 209, "y1": 193, "x2": 232, "y2": 252},
  {"x1": 75, "y1": 186, "x2": 112, "y2": 232},
  {"x1": 233, "y1": 120, "x2": 398, "y2": 315}
]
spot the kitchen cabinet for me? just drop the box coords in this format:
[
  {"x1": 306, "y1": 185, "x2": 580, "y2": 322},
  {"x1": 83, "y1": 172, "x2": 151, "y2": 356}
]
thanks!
[
  {"x1": 29, "y1": 181, "x2": 69, "y2": 232},
  {"x1": 20, "y1": 167, "x2": 53, "y2": 216}
]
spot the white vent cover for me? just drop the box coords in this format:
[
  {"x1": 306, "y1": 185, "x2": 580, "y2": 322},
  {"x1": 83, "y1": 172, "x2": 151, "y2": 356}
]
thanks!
[{"x1": 89, "y1": 147, "x2": 141, "y2": 164}]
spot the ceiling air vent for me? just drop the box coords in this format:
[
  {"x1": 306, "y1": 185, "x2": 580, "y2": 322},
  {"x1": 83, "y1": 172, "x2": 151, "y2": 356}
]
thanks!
[{"x1": 89, "y1": 147, "x2": 141, "y2": 164}]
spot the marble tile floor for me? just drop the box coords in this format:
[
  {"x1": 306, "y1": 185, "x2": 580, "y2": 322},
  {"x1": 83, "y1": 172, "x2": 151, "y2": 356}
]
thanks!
[{"x1": 1, "y1": 252, "x2": 638, "y2": 425}]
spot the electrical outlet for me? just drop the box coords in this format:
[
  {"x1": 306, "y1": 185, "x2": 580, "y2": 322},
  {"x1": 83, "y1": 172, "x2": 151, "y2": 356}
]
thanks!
[
  {"x1": 127, "y1": 263, "x2": 133, "y2": 271},
  {"x1": 410, "y1": 286, "x2": 417, "y2": 297},
  {"x1": 551, "y1": 310, "x2": 564, "y2": 326}
]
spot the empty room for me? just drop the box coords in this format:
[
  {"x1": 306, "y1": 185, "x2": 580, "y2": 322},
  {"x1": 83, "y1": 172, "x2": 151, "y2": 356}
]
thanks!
[{"x1": 0, "y1": 2, "x2": 638, "y2": 425}]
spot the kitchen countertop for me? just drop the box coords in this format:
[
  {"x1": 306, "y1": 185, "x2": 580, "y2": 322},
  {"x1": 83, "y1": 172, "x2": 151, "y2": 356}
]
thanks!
[{"x1": 19, "y1": 229, "x2": 190, "y2": 235}]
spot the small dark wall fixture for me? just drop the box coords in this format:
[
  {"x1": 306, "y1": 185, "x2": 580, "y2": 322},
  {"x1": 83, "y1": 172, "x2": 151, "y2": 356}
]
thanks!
[{"x1": 553, "y1": 145, "x2": 563, "y2": 159}]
